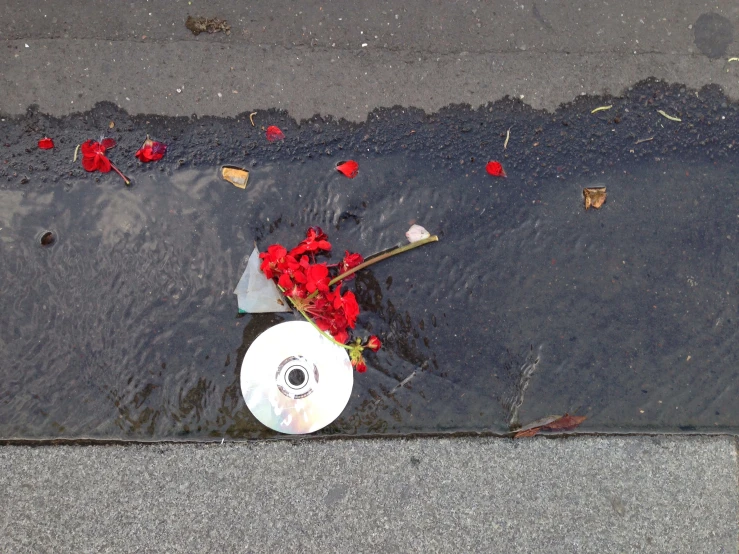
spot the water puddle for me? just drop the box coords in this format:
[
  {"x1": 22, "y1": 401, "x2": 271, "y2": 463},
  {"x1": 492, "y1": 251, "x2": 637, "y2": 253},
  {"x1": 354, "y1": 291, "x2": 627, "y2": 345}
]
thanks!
[{"x1": 0, "y1": 155, "x2": 737, "y2": 439}]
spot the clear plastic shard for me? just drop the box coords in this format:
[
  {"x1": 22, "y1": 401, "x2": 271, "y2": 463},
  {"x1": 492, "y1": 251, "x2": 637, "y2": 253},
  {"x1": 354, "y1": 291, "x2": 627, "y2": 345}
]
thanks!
[{"x1": 234, "y1": 247, "x2": 291, "y2": 313}]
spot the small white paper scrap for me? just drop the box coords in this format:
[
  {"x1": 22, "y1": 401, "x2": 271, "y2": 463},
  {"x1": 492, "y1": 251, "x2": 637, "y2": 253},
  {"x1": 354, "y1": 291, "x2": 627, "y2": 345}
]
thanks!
[{"x1": 234, "y1": 247, "x2": 291, "y2": 313}]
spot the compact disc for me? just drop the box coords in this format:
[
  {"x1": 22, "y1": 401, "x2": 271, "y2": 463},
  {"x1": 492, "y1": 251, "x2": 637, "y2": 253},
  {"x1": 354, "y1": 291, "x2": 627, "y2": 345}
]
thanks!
[{"x1": 240, "y1": 321, "x2": 353, "y2": 434}]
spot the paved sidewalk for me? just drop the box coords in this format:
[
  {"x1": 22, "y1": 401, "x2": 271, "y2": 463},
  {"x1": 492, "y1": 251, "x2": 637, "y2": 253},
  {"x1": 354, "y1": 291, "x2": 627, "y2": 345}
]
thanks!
[{"x1": 1, "y1": 437, "x2": 737, "y2": 553}]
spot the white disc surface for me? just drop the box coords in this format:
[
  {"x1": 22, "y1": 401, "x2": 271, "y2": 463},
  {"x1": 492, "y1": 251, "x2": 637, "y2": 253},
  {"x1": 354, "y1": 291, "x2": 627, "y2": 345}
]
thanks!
[{"x1": 240, "y1": 321, "x2": 353, "y2": 434}]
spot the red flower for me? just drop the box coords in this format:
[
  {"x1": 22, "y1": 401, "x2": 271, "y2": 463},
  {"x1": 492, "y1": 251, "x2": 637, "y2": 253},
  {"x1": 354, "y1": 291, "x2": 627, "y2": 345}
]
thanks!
[
  {"x1": 38, "y1": 137, "x2": 54, "y2": 150},
  {"x1": 305, "y1": 263, "x2": 330, "y2": 294},
  {"x1": 80, "y1": 139, "x2": 130, "y2": 184},
  {"x1": 336, "y1": 160, "x2": 359, "y2": 178},
  {"x1": 259, "y1": 244, "x2": 288, "y2": 279},
  {"x1": 265, "y1": 126, "x2": 285, "y2": 142},
  {"x1": 353, "y1": 357, "x2": 367, "y2": 373},
  {"x1": 290, "y1": 227, "x2": 332, "y2": 257},
  {"x1": 82, "y1": 140, "x2": 110, "y2": 172},
  {"x1": 342, "y1": 290, "x2": 359, "y2": 328},
  {"x1": 135, "y1": 135, "x2": 167, "y2": 162},
  {"x1": 365, "y1": 335, "x2": 382, "y2": 352},
  {"x1": 486, "y1": 161, "x2": 507, "y2": 178},
  {"x1": 260, "y1": 228, "x2": 371, "y2": 351},
  {"x1": 339, "y1": 251, "x2": 364, "y2": 279}
]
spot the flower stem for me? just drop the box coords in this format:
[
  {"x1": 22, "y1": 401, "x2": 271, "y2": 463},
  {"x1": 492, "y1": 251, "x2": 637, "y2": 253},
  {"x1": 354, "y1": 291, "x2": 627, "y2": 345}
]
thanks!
[
  {"x1": 328, "y1": 235, "x2": 438, "y2": 287},
  {"x1": 110, "y1": 162, "x2": 131, "y2": 186}
]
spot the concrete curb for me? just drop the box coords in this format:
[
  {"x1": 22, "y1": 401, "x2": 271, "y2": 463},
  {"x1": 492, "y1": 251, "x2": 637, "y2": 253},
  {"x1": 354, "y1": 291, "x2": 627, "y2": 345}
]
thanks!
[{"x1": 1, "y1": 436, "x2": 737, "y2": 553}]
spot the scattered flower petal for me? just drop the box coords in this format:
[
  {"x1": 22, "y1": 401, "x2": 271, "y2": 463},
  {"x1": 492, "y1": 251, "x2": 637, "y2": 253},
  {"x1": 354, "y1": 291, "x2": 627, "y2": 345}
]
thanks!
[
  {"x1": 486, "y1": 160, "x2": 507, "y2": 178},
  {"x1": 265, "y1": 125, "x2": 285, "y2": 142},
  {"x1": 336, "y1": 160, "x2": 359, "y2": 178},
  {"x1": 38, "y1": 137, "x2": 54, "y2": 150},
  {"x1": 406, "y1": 224, "x2": 430, "y2": 243},
  {"x1": 135, "y1": 135, "x2": 167, "y2": 162}
]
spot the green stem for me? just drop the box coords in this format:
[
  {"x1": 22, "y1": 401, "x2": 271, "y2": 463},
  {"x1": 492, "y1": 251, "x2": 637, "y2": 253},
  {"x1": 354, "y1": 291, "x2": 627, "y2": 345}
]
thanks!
[{"x1": 329, "y1": 235, "x2": 439, "y2": 287}]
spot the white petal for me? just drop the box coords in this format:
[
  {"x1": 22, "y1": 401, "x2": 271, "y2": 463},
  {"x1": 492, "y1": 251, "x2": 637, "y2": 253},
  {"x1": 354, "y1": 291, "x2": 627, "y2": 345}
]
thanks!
[{"x1": 406, "y1": 224, "x2": 431, "y2": 243}]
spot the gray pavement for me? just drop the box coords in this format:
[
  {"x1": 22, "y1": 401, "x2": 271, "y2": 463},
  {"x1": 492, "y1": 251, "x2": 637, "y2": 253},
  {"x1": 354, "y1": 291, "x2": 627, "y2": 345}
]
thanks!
[
  {"x1": 3, "y1": 1, "x2": 739, "y2": 552},
  {"x1": 1, "y1": 437, "x2": 737, "y2": 553},
  {"x1": 2, "y1": 0, "x2": 739, "y2": 121}
]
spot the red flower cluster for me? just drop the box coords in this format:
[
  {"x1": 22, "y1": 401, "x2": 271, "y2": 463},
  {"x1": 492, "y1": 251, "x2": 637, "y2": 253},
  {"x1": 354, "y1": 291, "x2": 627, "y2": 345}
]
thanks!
[{"x1": 260, "y1": 227, "x2": 380, "y2": 372}]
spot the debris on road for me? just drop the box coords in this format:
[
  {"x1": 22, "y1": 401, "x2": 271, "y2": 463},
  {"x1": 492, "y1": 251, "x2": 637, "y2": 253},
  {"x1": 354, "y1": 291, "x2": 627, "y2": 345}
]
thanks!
[
  {"x1": 234, "y1": 247, "x2": 291, "y2": 313},
  {"x1": 657, "y1": 110, "x2": 681, "y2": 122},
  {"x1": 222, "y1": 166, "x2": 250, "y2": 189},
  {"x1": 514, "y1": 413, "x2": 587, "y2": 438},
  {"x1": 406, "y1": 224, "x2": 430, "y2": 243},
  {"x1": 40, "y1": 231, "x2": 55, "y2": 247},
  {"x1": 583, "y1": 186, "x2": 607, "y2": 210},
  {"x1": 185, "y1": 16, "x2": 231, "y2": 36},
  {"x1": 591, "y1": 105, "x2": 612, "y2": 114}
]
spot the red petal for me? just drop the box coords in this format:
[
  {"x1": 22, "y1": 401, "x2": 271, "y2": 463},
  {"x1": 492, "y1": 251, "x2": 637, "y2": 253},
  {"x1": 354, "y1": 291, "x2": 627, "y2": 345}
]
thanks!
[
  {"x1": 136, "y1": 138, "x2": 167, "y2": 162},
  {"x1": 336, "y1": 160, "x2": 359, "y2": 178},
  {"x1": 95, "y1": 154, "x2": 112, "y2": 173},
  {"x1": 38, "y1": 137, "x2": 54, "y2": 150},
  {"x1": 486, "y1": 161, "x2": 507, "y2": 178},
  {"x1": 149, "y1": 141, "x2": 167, "y2": 160},
  {"x1": 278, "y1": 273, "x2": 293, "y2": 290},
  {"x1": 135, "y1": 146, "x2": 151, "y2": 162},
  {"x1": 80, "y1": 140, "x2": 97, "y2": 156},
  {"x1": 81, "y1": 155, "x2": 97, "y2": 172},
  {"x1": 265, "y1": 126, "x2": 285, "y2": 142},
  {"x1": 101, "y1": 138, "x2": 116, "y2": 150}
]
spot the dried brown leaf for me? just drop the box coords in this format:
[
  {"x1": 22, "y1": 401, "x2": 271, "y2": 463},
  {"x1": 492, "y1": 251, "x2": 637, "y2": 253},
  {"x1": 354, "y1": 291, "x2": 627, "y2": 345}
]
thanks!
[
  {"x1": 515, "y1": 415, "x2": 561, "y2": 434},
  {"x1": 514, "y1": 427, "x2": 542, "y2": 438},
  {"x1": 541, "y1": 413, "x2": 587, "y2": 432},
  {"x1": 583, "y1": 187, "x2": 607, "y2": 210}
]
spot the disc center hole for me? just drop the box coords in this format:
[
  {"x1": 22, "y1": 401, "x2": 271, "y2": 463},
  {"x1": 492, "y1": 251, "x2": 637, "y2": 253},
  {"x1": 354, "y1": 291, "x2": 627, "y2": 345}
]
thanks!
[{"x1": 287, "y1": 367, "x2": 307, "y2": 387}]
